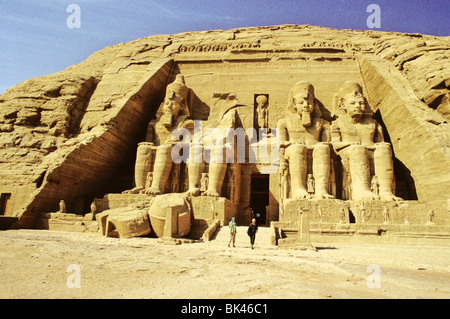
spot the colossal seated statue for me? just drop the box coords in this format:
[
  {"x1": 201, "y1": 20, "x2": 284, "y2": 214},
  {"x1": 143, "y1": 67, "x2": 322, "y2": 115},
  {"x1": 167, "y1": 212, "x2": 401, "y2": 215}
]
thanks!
[
  {"x1": 331, "y1": 81, "x2": 402, "y2": 201},
  {"x1": 277, "y1": 81, "x2": 334, "y2": 199},
  {"x1": 195, "y1": 95, "x2": 238, "y2": 197},
  {"x1": 123, "y1": 74, "x2": 194, "y2": 195}
]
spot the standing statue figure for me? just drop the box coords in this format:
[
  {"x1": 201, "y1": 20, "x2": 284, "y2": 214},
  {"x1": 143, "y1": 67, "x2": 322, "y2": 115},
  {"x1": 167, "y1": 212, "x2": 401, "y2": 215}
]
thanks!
[
  {"x1": 317, "y1": 205, "x2": 323, "y2": 223},
  {"x1": 200, "y1": 173, "x2": 209, "y2": 193},
  {"x1": 143, "y1": 172, "x2": 153, "y2": 192},
  {"x1": 90, "y1": 201, "x2": 97, "y2": 215},
  {"x1": 256, "y1": 95, "x2": 269, "y2": 133},
  {"x1": 426, "y1": 210, "x2": 435, "y2": 225},
  {"x1": 382, "y1": 206, "x2": 390, "y2": 224},
  {"x1": 360, "y1": 204, "x2": 367, "y2": 224},
  {"x1": 58, "y1": 200, "x2": 67, "y2": 214},
  {"x1": 339, "y1": 207, "x2": 347, "y2": 224},
  {"x1": 279, "y1": 160, "x2": 289, "y2": 199},
  {"x1": 277, "y1": 81, "x2": 334, "y2": 199},
  {"x1": 331, "y1": 81, "x2": 402, "y2": 201},
  {"x1": 124, "y1": 74, "x2": 194, "y2": 195},
  {"x1": 371, "y1": 175, "x2": 380, "y2": 199},
  {"x1": 307, "y1": 174, "x2": 315, "y2": 196}
]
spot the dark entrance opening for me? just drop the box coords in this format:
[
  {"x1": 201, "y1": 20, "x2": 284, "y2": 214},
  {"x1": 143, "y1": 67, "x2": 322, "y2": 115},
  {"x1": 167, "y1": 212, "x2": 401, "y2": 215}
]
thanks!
[
  {"x1": 0, "y1": 193, "x2": 12, "y2": 216},
  {"x1": 348, "y1": 209, "x2": 356, "y2": 223},
  {"x1": 250, "y1": 174, "x2": 269, "y2": 225}
]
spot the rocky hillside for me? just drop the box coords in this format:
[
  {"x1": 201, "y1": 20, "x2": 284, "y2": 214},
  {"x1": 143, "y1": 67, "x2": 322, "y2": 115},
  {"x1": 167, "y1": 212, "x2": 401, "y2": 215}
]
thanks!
[{"x1": 0, "y1": 25, "x2": 448, "y2": 227}]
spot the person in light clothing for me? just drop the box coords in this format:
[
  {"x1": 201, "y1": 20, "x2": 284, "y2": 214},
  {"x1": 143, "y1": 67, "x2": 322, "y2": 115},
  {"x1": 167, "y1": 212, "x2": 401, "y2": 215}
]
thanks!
[{"x1": 228, "y1": 217, "x2": 237, "y2": 247}]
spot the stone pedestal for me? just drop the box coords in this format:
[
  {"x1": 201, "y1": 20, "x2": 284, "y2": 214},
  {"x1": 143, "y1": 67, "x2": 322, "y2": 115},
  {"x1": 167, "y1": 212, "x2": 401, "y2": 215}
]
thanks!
[{"x1": 190, "y1": 196, "x2": 236, "y2": 223}]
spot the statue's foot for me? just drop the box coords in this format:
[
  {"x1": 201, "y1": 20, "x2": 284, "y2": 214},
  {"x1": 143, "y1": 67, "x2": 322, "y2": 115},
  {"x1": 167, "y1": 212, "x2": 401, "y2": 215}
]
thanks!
[
  {"x1": 354, "y1": 190, "x2": 378, "y2": 201},
  {"x1": 188, "y1": 188, "x2": 201, "y2": 197},
  {"x1": 293, "y1": 190, "x2": 309, "y2": 199},
  {"x1": 202, "y1": 190, "x2": 220, "y2": 197},
  {"x1": 145, "y1": 187, "x2": 162, "y2": 195},
  {"x1": 122, "y1": 187, "x2": 144, "y2": 194},
  {"x1": 379, "y1": 192, "x2": 402, "y2": 201},
  {"x1": 314, "y1": 192, "x2": 335, "y2": 199}
]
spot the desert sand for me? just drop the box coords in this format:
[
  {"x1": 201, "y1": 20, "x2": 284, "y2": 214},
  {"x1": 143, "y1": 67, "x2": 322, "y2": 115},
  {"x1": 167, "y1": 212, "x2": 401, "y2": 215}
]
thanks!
[{"x1": 0, "y1": 226, "x2": 449, "y2": 300}]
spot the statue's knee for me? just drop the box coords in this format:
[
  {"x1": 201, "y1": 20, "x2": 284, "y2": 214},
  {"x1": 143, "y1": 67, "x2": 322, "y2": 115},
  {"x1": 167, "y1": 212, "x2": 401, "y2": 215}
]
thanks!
[
  {"x1": 313, "y1": 143, "x2": 330, "y2": 156},
  {"x1": 286, "y1": 143, "x2": 306, "y2": 157},
  {"x1": 157, "y1": 144, "x2": 173, "y2": 156},
  {"x1": 137, "y1": 143, "x2": 153, "y2": 156},
  {"x1": 374, "y1": 143, "x2": 392, "y2": 156},
  {"x1": 348, "y1": 144, "x2": 368, "y2": 156}
]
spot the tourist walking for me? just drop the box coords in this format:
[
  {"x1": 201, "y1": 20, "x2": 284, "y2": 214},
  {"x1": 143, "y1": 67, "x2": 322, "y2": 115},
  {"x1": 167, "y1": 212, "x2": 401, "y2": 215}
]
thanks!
[
  {"x1": 247, "y1": 218, "x2": 258, "y2": 249},
  {"x1": 228, "y1": 217, "x2": 237, "y2": 247}
]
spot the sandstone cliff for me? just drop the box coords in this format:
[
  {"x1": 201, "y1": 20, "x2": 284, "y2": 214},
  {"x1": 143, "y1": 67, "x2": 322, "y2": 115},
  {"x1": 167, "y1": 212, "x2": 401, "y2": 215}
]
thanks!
[{"x1": 0, "y1": 25, "x2": 448, "y2": 227}]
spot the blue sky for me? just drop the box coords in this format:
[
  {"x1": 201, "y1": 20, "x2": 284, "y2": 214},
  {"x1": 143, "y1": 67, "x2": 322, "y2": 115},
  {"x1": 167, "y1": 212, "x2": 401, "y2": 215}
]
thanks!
[{"x1": 0, "y1": 0, "x2": 449, "y2": 94}]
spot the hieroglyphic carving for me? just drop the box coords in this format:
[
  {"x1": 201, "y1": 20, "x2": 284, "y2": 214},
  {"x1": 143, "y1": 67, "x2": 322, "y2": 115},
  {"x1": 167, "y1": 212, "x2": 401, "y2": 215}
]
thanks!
[
  {"x1": 179, "y1": 41, "x2": 261, "y2": 53},
  {"x1": 177, "y1": 40, "x2": 369, "y2": 54}
]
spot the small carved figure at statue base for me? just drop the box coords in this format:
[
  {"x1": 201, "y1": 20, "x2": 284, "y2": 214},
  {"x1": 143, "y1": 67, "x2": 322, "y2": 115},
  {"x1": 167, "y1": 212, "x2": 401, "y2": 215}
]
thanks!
[
  {"x1": 84, "y1": 201, "x2": 97, "y2": 221},
  {"x1": 382, "y1": 206, "x2": 390, "y2": 224},
  {"x1": 58, "y1": 200, "x2": 66, "y2": 214},
  {"x1": 279, "y1": 160, "x2": 289, "y2": 200},
  {"x1": 360, "y1": 204, "x2": 367, "y2": 224},
  {"x1": 426, "y1": 210, "x2": 436, "y2": 226},
  {"x1": 307, "y1": 174, "x2": 315, "y2": 197},
  {"x1": 317, "y1": 205, "x2": 323, "y2": 223},
  {"x1": 371, "y1": 175, "x2": 380, "y2": 199},
  {"x1": 339, "y1": 207, "x2": 347, "y2": 224}
]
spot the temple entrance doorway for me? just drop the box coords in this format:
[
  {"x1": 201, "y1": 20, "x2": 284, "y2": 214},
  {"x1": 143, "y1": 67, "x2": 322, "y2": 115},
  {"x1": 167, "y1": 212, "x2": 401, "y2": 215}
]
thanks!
[{"x1": 250, "y1": 174, "x2": 270, "y2": 225}]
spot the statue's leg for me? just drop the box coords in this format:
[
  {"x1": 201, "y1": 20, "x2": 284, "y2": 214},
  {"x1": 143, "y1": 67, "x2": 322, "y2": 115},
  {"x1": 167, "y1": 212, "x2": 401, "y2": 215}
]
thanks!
[
  {"x1": 347, "y1": 145, "x2": 376, "y2": 200},
  {"x1": 123, "y1": 143, "x2": 153, "y2": 194},
  {"x1": 147, "y1": 144, "x2": 173, "y2": 195},
  {"x1": 187, "y1": 143, "x2": 204, "y2": 196},
  {"x1": 286, "y1": 144, "x2": 308, "y2": 199},
  {"x1": 374, "y1": 143, "x2": 402, "y2": 201},
  {"x1": 203, "y1": 144, "x2": 227, "y2": 197},
  {"x1": 313, "y1": 143, "x2": 334, "y2": 199}
]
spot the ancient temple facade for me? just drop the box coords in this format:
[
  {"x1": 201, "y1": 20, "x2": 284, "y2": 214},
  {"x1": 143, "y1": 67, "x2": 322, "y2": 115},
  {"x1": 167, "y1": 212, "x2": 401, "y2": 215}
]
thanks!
[{"x1": 0, "y1": 25, "x2": 449, "y2": 245}]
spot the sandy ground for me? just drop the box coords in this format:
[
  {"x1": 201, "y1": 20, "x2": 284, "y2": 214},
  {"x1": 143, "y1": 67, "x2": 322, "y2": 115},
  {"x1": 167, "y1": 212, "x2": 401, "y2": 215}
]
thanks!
[{"x1": 0, "y1": 227, "x2": 449, "y2": 299}]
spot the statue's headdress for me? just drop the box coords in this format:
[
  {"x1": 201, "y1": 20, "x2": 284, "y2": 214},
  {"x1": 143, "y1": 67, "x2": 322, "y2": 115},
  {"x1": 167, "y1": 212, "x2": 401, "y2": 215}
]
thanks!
[
  {"x1": 286, "y1": 81, "x2": 322, "y2": 124},
  {"x1": 332, "y1": 81, "x2": 372, "y2": 117}
]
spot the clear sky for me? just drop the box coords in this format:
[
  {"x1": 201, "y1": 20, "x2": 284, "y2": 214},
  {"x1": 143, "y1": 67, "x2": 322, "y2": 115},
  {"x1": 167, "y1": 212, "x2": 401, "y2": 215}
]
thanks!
[{"x1": 0, "y1": 0, "x2": 449, "y2": 94}]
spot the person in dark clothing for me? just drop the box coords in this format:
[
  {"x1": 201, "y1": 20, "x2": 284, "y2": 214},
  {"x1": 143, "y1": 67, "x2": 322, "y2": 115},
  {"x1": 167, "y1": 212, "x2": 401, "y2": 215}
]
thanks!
[{"x1": 247, "y1": 218, "x2": 258, "y2": 249}]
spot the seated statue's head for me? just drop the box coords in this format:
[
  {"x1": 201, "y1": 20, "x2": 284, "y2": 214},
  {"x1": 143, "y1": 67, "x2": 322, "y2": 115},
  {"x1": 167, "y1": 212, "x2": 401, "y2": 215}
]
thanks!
[
  {"x1": 162, "y1": 75, "x2": 189, "y2": 127},
  {"x1": 163, "y1": 92, "x2": 184, "y2": 118},
  {"x1": 336, "y1": 82, "x2": 367, "y2": 121},
  {"x1": 288, "y1": 81, "x2": 319, "y2": 127}
]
